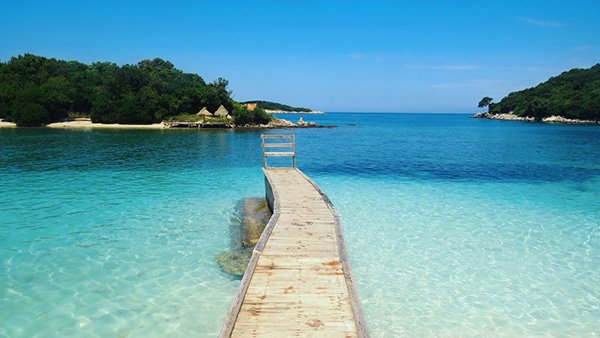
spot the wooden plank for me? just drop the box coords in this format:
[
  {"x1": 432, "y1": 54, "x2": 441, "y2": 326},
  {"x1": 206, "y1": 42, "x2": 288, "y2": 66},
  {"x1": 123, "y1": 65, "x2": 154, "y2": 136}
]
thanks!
[
  {"x1": 264, "y1": 151, "x2": 295, "y2": 157},
  {"x1": 261, "y1": 134, "x2": 294, "y2": 139},
  {"x1": 262, "y1": 143, "x2": 294, "y2": 148},
  {"x1": 219, "y1": 168, "x2": 369, "y2": 338}
]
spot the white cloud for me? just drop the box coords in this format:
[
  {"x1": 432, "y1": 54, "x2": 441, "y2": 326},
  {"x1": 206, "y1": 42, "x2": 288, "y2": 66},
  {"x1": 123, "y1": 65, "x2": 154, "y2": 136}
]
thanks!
[{"x1": 517, "y1": 17, "x2": 565, "y2": 28}]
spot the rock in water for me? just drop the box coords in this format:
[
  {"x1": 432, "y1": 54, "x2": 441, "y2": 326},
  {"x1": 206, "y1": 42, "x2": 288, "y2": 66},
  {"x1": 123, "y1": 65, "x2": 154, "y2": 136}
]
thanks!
[
  {"x1": 215, "y1": 250, "x2": 252, "y2": 276},
  {"x1": 242, "y1": 197, "x2": 271, "y2": 247},
  {"x1": 216, "y1": 197, "x2": 272, "y2": 277}
]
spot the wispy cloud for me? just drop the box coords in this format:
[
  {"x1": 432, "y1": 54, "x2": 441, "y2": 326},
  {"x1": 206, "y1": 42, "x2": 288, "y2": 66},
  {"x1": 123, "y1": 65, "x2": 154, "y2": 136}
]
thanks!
[
  {"x1": 517, "y1": 17, "x2": 565, "y2": 28},
  {"x1": 432, "y1": 79, "x2": 505, "y2": 89},
  {"x1": 348, "y1": 53, "x2": 366, "y2": 60},
  {"x1": 574, "y1": 45, "x2": 593, "y2": 51},
  {"x1": 499, "y1": 66, "x2": 553, "y2": 72},
  {"x1": 409, "y1": 64, "x2": 481, "y2": 70}
]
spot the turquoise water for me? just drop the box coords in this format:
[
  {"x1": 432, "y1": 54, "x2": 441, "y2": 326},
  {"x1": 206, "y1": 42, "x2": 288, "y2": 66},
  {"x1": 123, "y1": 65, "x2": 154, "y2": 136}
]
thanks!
[{"x1": 1, "y1": 114, "x2": 599, "y2": 336}]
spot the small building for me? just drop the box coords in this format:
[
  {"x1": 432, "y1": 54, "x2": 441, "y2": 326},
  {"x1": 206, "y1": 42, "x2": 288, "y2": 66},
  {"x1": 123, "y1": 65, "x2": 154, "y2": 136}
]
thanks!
[{"x1": 244, "y1": 103, "x2": 258, "y2": 111}]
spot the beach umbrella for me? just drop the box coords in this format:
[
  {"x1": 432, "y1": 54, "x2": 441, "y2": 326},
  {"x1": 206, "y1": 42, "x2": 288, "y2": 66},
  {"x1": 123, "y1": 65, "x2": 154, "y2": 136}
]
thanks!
[
  {"x1": 214, "y1": 105, "x2": 229, "y2": 118},
  {"x1": 197, "y1": 107, "x2": 213, "y2": 121},
  {"x1": 197, "y1": 107, "x2": 213, "y2": 117}
]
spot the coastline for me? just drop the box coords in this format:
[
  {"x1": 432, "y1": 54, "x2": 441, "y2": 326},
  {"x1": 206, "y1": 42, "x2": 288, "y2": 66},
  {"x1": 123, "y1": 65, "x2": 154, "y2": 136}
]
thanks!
[
  {"x1": 0, "y1": 117, "x2": 329, "y2": 130},
  {"x1": 472, "y1": 112, "x2": 600, "y2": 125},
  {"x1": 0, "y1": 120, "x2": 17, "y2": 128},
  {"x1": 47, "y1": 120, "x2": 166, "y2": 129},
  {"x1": 265, "y1": 109, "x2": 324, "y2": 114}
]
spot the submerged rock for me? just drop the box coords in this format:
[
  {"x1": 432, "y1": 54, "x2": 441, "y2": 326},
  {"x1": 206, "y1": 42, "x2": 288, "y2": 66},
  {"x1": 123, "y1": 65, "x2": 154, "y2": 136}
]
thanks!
[
  {"x1": 216, "y1": 197, "x2": 272, "y2": 276},
  {"x1": 242, "y1": 197, "x2": 271, "y2": 247},
  {"x1": 215, "y1": 250, "x2": 252, "y2": 276}
]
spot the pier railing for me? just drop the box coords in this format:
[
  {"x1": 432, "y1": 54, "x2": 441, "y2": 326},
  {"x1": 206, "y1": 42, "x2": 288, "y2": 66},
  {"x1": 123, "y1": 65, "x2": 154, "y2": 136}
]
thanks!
[{"x1": 261, "y1": 134, "x2": 296, "y2": 168}]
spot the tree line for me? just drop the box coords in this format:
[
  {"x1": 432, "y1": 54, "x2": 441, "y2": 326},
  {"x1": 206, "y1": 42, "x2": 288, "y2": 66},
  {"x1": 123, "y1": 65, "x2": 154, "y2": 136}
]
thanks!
[
  {"x1": 0, "y1": 54, "x2": 271, "y2": 126},
  {"x1": 241, "y1": 100, "x2": 312, "y2": 112},
  {"x1": 479, "y1": 64, "x2": 600, "y2": 120}
]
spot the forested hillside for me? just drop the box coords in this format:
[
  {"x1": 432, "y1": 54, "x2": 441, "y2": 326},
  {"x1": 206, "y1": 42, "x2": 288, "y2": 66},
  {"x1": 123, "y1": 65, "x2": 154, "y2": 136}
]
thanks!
[
  {"x1": 488, "y1": 64, "x2": 600, "y2": 120},
  {"x1": 242, "y1": 100, "x2": 312, "y2": 112},
  {"x1": 0, "y1": 54, "x2": 270, "y2": 126}
]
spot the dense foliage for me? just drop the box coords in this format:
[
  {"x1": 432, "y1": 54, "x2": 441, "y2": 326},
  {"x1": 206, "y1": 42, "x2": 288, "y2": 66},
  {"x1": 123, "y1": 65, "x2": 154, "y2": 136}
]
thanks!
[
  {"x1": 0, "y1": 54, "x2": 270, "y2": 126},
  {"x1": 242, "y1": 100, "x2": 312, "y2": 112},
  {"x1": 230, "y1": 102, "x2": 271, "y2": 125},
  {"x1": 489, "y1": 64, "x2": 600, "y2": 120}
]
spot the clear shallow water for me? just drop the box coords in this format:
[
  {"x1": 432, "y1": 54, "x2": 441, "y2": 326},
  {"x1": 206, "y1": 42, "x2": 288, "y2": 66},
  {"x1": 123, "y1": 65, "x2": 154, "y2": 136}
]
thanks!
[
  {"x1": 1, "y1": 114, "x2": 599, "y2": 336},
  {"x1": 0, "y1": 129, "x2": 264, "y2": 337}
]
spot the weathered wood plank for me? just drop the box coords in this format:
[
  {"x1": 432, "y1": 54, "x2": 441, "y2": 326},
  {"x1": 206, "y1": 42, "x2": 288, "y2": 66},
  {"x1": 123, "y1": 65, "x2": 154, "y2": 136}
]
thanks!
[
  {"x1": 219, "y1": 168, "x2": 369, "y2": 338},
  {"x1": 261, "y1": 134, "x2": 294, "y2": 139},
  {"x1": 262, "y1": 143, "x2": 294, "y2": 148},
  {"x1": 264, "y1": 151, "x2": 295, "y2": 157}
]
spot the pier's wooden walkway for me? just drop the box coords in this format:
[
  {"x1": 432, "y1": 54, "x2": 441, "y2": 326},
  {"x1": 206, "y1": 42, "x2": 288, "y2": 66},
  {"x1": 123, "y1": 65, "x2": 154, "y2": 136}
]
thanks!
[{"x1": 219, "y1": 135, "x2": 368, "y2": 337}]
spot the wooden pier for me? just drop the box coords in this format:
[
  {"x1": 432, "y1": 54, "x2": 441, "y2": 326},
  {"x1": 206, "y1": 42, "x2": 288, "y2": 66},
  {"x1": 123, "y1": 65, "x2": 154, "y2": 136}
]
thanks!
[{"x1": 219, "y1": 135, "x2": 368, "y2": 337}]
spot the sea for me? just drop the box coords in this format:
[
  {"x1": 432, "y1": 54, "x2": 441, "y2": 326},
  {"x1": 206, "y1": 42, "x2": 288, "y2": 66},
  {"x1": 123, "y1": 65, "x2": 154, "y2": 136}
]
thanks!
[{"x1": 1, "y1": 113, "x2": 599, "y2": 337}]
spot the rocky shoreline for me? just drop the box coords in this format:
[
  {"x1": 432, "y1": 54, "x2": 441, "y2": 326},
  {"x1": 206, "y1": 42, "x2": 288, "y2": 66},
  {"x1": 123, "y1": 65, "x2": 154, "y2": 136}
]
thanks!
[
  {"x1": 265, "y1": 109, "x2": 324, "y2": 114},
  {"x1": 0, "y1": 117, "x2": 332, "y2": 130},
  {"x1": 244, "y1": 116, "x2": 332, "y2": 129},
  {"x1": 472, "y1": 112, "x2": 599, "y2": 125}
]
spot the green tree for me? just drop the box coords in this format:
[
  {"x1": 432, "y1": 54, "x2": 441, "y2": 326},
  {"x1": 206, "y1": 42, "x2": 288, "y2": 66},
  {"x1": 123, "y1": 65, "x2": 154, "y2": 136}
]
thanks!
[
  {"x1": 524, "y1": 98, "x2": 550, "y2": 119},
  {"x1": 491, "y1": 64, "x2": 600, "y2": 120},
  {"x1": 478, "y1": 97, "x2": 493, "y2": 111},
  {"x1": 0, "y1": 54, "x2": 276, "y2": 126},
  {"x1": 11, "y1": 102, "x2": 49, "y2": 127},
  {"x1": 231, "y1": 102, "x2": 272, "y2": 125}
]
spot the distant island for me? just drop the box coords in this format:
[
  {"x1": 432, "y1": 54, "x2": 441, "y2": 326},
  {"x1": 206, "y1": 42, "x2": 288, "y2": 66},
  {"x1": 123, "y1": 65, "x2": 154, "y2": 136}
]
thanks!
[
  {"x1": 0, "y1": 54, "x2": 281, "y2": 127},
  {"x1": 241, "y1": 100, "x2": 323, "y2": 114},
  {"x1": 474, "y1": 64, "x2": 600, "y2": 124}
]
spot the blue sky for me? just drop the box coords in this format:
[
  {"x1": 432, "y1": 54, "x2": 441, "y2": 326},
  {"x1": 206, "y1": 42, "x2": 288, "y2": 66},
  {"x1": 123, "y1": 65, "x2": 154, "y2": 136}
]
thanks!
[{"x1": 1, "y1": 0, "x2": 599, "y2": 112}]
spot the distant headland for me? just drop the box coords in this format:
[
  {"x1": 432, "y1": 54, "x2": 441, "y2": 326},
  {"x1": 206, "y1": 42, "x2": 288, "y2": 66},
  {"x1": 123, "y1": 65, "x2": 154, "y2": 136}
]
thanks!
[
  {"x1": 241, "y1": 100, "x2": 324, "y2": 114},
  {"x1": 0, "y1": 54, "x2": 323, "y2": 129},
  {"x1": 474, "y1": 64, "x2": 600, "y2": 125}
]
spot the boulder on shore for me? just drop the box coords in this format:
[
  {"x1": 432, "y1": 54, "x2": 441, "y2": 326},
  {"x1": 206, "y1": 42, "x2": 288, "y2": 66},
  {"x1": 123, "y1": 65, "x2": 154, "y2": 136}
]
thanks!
[
  {"x1": 472, "y1": 112, "x2": 599, "y2": 124},
  {"x1": 471, "y1": 112, "x2": 534, "y2": 121}
]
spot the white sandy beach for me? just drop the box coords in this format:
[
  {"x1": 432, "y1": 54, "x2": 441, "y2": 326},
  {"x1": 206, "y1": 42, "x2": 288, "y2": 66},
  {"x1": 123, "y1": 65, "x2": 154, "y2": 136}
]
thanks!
[
  {"x1": 46, "y1": 119, "x2": 167, "y2": 129},
  {"x1": 0, "y1": 121, "x2": 17, "y2": 128},
  {"x1": 0, "y1": 118, "x2": 167, "y2": 129}
]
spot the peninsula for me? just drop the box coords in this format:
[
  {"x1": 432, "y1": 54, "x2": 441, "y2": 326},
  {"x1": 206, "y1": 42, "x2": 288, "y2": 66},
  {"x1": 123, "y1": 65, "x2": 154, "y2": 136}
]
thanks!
[
  {"x1": 242, "y1": 100, "x2": 324, "y2": 114},
  {"x1": 474, "y1": 64, "x2": 600, "y2": 124},
  {"x1": 0, "y1": 54, "x2": 324, "y2": 128}
]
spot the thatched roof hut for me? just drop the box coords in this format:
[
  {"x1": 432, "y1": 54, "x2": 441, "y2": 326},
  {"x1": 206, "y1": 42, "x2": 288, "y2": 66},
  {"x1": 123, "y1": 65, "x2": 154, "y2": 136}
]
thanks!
[
  {"x1": 196, "y1": 107, "x2": 213, "y2": 117},
  {"x1": 214, "y1": 105, "x2": 229, "y2": 118}
]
